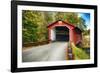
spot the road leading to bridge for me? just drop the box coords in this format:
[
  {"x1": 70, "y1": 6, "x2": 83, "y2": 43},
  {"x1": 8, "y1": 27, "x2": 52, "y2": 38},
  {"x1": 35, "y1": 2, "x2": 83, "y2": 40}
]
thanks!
[{"x1": 22, "y1": 42, "x2": 68, "y2": 62}]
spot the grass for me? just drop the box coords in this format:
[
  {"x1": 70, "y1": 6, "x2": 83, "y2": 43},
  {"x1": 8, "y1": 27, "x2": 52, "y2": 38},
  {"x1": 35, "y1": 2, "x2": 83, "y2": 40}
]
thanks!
[{"x1": 71, "y1": 43, "x2": 90, "y2": 60}]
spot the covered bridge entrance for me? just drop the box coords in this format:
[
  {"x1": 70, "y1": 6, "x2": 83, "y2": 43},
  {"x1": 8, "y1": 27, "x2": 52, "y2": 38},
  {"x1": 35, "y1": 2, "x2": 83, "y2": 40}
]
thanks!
[
  {"x1": 47, "y1": 20, "x2": 82, "y2": 45},
  {"x1": 56, "y1": 26, "x2": 69, "y2": 41}
]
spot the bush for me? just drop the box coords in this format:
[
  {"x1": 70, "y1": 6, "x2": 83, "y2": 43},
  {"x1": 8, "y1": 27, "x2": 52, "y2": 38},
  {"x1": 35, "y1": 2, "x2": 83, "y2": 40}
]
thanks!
[{"x1": 71, "y1": 43, "x2": 90, "y2": 60}]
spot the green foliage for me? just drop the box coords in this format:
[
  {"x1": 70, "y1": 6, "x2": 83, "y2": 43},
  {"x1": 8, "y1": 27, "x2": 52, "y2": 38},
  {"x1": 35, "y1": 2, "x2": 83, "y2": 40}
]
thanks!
[
  {"x1": 77, "y1": 17, "x2": 87, "y2": 31},
  {"x1": 22, "y1": 10, "x2": 48, "y2": 44},
  {"x1": 71, "y1": 43, "x2": 90, "y2": 59},
  {"x1": 55, "y1": 12, "x2": 86, "y2": 30},
  {"x1": 65, "y1": 13, "x2": 78, "y2": 24},
  {"x1": 83, "y1": 29, "x2": 90, "y2": 35},
  {"x1": 22, "y1": 10, "x2": 87, "y2": 45},
  {"x1": 81, "y1": 34, "x2": 90, "y2": 48}
]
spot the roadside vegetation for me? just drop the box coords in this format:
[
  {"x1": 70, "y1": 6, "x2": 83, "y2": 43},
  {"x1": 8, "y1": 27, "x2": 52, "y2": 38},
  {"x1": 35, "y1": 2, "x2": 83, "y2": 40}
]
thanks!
[
  {"x1": 22, "y1": 10, "x2": 90, "y2": 60},
  {"x1": 71, "y1": 43, "x2": 90, "y2": 60},
  {"x1": 22, "y1": 10, "x2": 87, "y2": 47}
]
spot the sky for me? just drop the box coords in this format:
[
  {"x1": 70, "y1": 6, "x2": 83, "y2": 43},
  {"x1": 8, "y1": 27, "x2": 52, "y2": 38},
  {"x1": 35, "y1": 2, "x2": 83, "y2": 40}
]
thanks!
[{"x1": 78, "y1": 13, "x2": 90, "y2": 29}]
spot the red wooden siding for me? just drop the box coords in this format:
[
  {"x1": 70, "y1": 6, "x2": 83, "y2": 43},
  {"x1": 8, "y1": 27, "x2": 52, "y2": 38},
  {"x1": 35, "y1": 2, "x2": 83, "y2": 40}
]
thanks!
[{"x1": 47, "y1": 20, "x2": 82, "y2": 45}]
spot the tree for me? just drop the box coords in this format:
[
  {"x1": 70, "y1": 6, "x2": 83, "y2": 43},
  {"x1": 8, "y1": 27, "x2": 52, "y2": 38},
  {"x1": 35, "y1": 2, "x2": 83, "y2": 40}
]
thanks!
[
  {"x1": 77, "y1": 17, "x2": 87, "y2": 31},
  {"x1": 22, "y1": 10, "x2": 48, "y2": 44},
  {"x1": 22, "y1": 10, "x2": 38, "y2": 43},
  {"x1": 22, "y1": 10, "x2": 87, "y2": 45}
]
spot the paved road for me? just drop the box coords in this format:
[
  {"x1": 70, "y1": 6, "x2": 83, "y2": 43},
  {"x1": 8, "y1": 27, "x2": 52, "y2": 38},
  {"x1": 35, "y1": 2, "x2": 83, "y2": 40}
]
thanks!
[{"x1": 22, "y1": 42, "x2": 68, "y2": 62}]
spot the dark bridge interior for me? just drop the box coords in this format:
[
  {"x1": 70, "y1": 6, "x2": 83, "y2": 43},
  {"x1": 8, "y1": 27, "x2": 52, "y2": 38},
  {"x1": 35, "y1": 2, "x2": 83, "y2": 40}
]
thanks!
[{"x1": 55, "y1": 26, "x2": 69, "y2": 41}]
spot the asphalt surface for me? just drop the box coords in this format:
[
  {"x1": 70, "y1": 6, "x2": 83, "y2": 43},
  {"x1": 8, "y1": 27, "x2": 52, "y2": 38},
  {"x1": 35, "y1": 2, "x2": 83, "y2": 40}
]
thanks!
[{"x1": 22, "y1": 42, "x2": 68, "y2": 62}]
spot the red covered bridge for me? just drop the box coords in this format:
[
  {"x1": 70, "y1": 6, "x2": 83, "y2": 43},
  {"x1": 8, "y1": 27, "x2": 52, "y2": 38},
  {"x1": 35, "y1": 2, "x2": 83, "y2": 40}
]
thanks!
[{"x1": 47, "y1": 20, "x2": 82, "y2": 45}]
